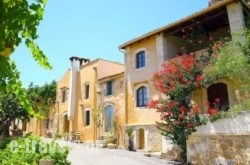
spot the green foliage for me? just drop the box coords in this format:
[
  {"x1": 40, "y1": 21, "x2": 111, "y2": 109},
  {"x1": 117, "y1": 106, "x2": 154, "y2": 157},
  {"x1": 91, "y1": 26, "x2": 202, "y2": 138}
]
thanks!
[
  {"x1": 54, "y1": 133, "x2": 62, "y2": 139},
  {"x1": 0, "y1": 0, "x2": 52, "y2": 123},
  {"x1": 0, "y1": 57, "x2": 33, "y2": 114},
  {"x1": 239, "y1": 29, "x2": 250, "y2": 63},
  {"x1": 231, "y1": 89, "x2": 250, "y2": 112},
  {"x1": 0, "y1": 0, "x2": 51, "y2": 69},
  {"x1": 26, "y1": 80, "x2": 57, "y2": 117},
  {"x1": 0, "y1": 135, "x2": 70, "y2": 165},
  {"x1": 0, "y1": 137, "x2": 11, "y2": 149},
  {"x1": 0, "y1": 92, "x2": 30, "y2": 121},
  {"x1": 92, "y1": 105, "x2": 102, "y2": 127},
  {"x1": 125, "y1": 127, "x2": 133, "y2": 137},
  {"x1": 0, "y1": 80, "x2": 31, "y2": 137},
  {"x1": 0, "y1": 80, "x2": 56, "y2": 137},
  {"x1": 203, "y1": 42, "x2": 250, "y2": 87},
  {"x1": 237, "y1": 98, "x2": 250, "y2": 110}
]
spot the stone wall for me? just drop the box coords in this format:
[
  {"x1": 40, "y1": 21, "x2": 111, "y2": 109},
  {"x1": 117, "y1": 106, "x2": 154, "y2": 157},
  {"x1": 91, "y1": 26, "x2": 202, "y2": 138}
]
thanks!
[
  {"x1": 146, "y1": 125, "x2": 162, "y2": 152},
  {"x1": 187, "y1": 134, "x2": 250, "y2": 164},
  {"x1": 187, "y1": 111, "x2": 250, "y2": 164}
]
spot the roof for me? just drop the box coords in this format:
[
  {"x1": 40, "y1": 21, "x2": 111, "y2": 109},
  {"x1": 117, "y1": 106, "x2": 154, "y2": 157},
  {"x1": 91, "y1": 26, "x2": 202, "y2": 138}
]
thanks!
[
  {"x1": 78, "y1": 58, "x2": 124, "y2": 80},
  {"x1": 80, "y1": 58, "x2": 124, "y2": 69},
  {"x1": 119, "y1": 0, "x2": 239, "y2": 49}
]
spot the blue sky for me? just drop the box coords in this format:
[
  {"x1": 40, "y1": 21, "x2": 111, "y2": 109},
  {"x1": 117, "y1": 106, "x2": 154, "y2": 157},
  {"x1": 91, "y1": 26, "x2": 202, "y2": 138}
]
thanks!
[{"x1": 11, "y1": 0, "x2": 209, "y2": 87}]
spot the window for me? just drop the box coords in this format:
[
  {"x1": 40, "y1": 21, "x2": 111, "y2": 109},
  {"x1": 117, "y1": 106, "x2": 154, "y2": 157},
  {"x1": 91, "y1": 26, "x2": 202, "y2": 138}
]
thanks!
[
  {"x1": 61, "y1": 88, "x2": 67, "y2": 103},
  {"x1": 84, "y1": 110, "x2": 90, "y2": 126},
  {"x1": 136, "y1": 86, "x2": 148, "y2": 107},
  {"x1": 136, "y1": 51, "x2": 145, "y2": 68},
  {"x1": 84, "y1": 84, "x2": 90, "y2": 99},
  {"x1": 104, "y1": 105, "x2": 114, "y2": 132},
  {"x1": 106, "y1": 80, "x2": 114, "y2": 96}
]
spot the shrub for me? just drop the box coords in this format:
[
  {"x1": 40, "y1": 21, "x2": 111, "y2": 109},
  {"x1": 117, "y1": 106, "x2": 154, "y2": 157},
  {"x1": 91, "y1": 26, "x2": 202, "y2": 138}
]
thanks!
[{"x1": 0, "y1": 135, "x2": 70, "y2": 165}]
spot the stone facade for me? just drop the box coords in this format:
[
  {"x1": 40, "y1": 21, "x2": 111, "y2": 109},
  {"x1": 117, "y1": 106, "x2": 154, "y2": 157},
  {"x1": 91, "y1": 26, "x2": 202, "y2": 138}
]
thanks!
[
  {"x1": 188, "y1": 135, "x2": 250, "y2": 164},
  {"x1": 124, "y1": 124, "x2": 162, "y2": 152},
  {"x1": 187, "y1": 111, "x2": 250, "y2": 164},
  {"x1": 97, "y1": 72, "x2": 125, "y2": 146}
]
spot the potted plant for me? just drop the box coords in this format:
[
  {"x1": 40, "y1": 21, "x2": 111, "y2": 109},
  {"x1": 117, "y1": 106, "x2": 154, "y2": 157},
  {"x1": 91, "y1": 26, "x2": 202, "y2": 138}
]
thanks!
[{"x1": 126, "y1": 127, "x2": 135, "y2": 151}]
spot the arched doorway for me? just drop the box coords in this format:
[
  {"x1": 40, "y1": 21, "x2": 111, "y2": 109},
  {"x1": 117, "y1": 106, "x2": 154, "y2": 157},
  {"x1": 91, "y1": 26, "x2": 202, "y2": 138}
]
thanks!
[{"x1": 207, "y1": 82, "x2": 229, "y2": 110}]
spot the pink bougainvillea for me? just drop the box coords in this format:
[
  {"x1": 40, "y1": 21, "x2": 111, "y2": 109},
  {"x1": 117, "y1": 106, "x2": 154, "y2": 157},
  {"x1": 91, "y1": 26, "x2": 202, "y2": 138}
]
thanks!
[{"x1": 148, "y1": 36, "x2": 226, "y2": 161}]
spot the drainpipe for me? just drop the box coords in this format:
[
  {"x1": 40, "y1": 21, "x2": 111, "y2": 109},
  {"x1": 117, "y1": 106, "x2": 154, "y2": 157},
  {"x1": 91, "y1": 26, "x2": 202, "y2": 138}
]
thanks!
[
  {"x1": 93, "y1": 66, "x2": 98, "y2": 146},
  {"x1": 119, "y1": 48, "x2": 128, "y2": 125}
]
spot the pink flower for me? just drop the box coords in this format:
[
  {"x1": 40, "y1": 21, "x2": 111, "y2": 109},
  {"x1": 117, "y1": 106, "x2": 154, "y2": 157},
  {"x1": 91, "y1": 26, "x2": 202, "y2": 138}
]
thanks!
[
  {"x1": 178, "y1": 114, "x2": 184, "y2": 120},
  {"x1": 208, "y1": 108, "x2": 218, "y2": 116},
  {"x1": 180, "y1": 106, "x2": 187, "y2": 113},
  {"x1": 215, "y1": 98, "x2": 220, "y2": 103},
  {"x1": 203, "y1": 100, "x2": 210, "y2": 107},
  {"x1": 167, "y1": 124, "x2": 173, "y2": 131},
  {"x1": 174, "y1": 120, "x2": 180, "y2": 126},
  {"x1": 166, "y1": 111, "x2": 173, "y2": 117},
  {"x1": 147, "y1": 100, "x2": 159, "y2": 108},
  {"x1": 195, "y1": 75, "x2": 203, "y2": 83},
  {"x1": 186, "y1": 122, "x2": 193, "y2": 128},
  {"x1": 192, "y1": 105, "x2": 200, "y2": 114}
]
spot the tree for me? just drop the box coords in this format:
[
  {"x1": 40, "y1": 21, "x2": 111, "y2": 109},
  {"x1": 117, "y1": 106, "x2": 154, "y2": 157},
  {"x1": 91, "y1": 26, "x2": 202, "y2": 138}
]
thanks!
[
  {"x1": 0, "y1": 0, "x2": 51, "y2": 69},
  {"x1": 0, "y1": 0, "x2": 51, "y2": 119},
  {"x1": 0, "y1": 80, "x2": 56, "y2": 138},
  {"x1": 0, "y1": 91, "x2": 30, "y2": 138},
  {"x1": 26, "y1": 80, "x2": 57, "y2": 117},
  {"x1": 148, "y1": 53, "x2": 208, "y2": 161}
]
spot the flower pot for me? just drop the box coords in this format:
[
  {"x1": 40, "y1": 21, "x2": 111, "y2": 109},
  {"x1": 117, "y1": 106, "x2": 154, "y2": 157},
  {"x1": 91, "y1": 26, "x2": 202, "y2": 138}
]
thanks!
[{"x1": 39, "y1": 159, "x2": 54, "y2": 165}]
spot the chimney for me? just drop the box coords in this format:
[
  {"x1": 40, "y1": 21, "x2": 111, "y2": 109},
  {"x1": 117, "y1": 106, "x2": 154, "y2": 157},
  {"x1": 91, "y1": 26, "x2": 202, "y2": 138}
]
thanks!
[
  {"x1": 209, "y1": 0, "x2": 223, "y2": 6},
  {"x1": 68, "y1": 56, "x2": 80, "y2": 120},
  {"x1": 79, "y1": 57, "x2": 90, "y2": 66}
]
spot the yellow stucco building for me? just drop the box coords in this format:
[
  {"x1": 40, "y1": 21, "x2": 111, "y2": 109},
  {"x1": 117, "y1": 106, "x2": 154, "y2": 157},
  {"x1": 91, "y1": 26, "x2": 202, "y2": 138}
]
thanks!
[
  {"x1": 119, "y1": 0, "x2": 250, "y2": 152},
  {"x1": 27, "y1": 58, "x2": 125, "y2": 146}
]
